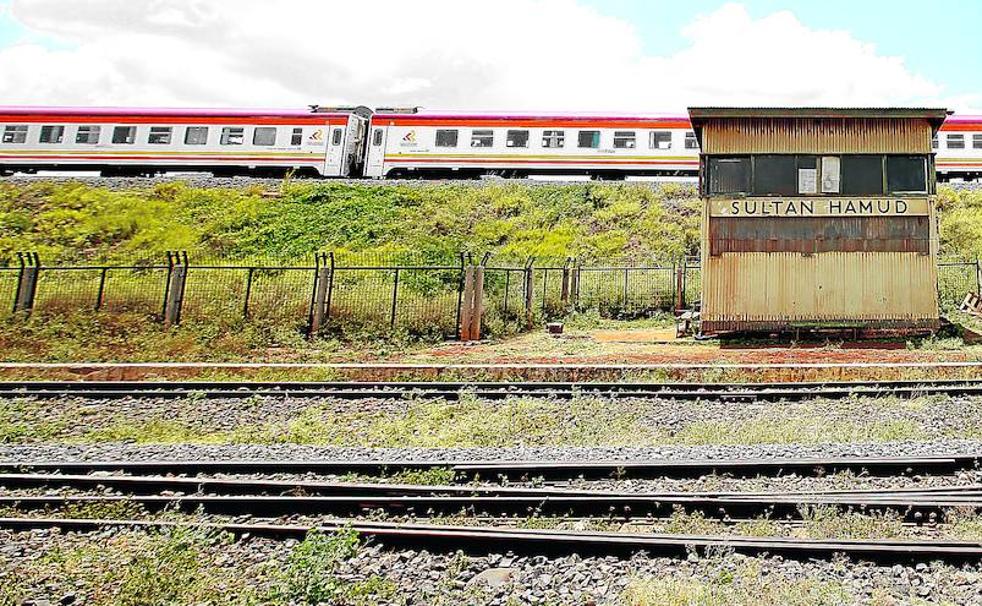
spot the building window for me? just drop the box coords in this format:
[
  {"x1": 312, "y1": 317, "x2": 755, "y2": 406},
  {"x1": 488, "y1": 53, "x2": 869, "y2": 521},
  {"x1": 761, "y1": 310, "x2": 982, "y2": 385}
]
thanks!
[
  {"x1": 708, "y1": 157, "x2": 751, "y2": 195},
  {"x1": 2, "y1": 125, "x2": 28, "y2": 144},
  {"x1": 254, "y1": 127, "x2": 277, "y2": 146},
  {"x1": 684, "y1": 131, "x2": 698, "y2": 149},
  {"x1": 291, "y1": 127, "x2": 303, "y2": 146},
  {"x1": 39, "y1": 125, "x2": 65, "y2": 144},
  {"x1": 185, "y1": 127, "x2": 208, "y2": 145},
  {"x1": 578, "y1": 130, "x2": 600, "y2": 148},
  {"x1": 112, "y1": 126, "x2": 136, "y2": 144},
  {"x1": 435, "y1": 129, "x2": 458, "y2": 147},
  {"x1": 650, "y1": 131, "x2": 672, "y2": 150},
  {"x1": 974, "y1": 134, "x2": 982, "y2": 150},
  {"x1": 331, "y1": 128, "x2": 343, "y2": 146},
  {"x1": 542, "y1": 130, "x2": 564, "y2": 148},
  {"x1": 372, "y1": 129, "x2": 384, "y2": 146},
  {"x1": 947, "y1": 133, "x2": 965, "y2": 149},
  {"x1": 613, "y1": 131, "x2": 636, "y2": 149},
  {"x1": 148, "y1": 126, "x2": 173, "y2": 145},
  {"x1": 506, "y1": 130, "x2": 529, "y2": 148},
  {"x1": 752, "y1": 155, "x2": 797, "y2": 195},
  {"x1": 471, "y1": 130, "x2": 494, "y2": 148},
  {"x1": 841, "y1": 155, "x2": 884, "y2": 195},
  {"x1": 887, "y1": 155, "x2": 927, "y2": 193},
  {"x1": 221, "y1": 127, "x2": 245, "y2": 145},
  {"x1": 76, "y1": 126, "x2": 101, "y2": 144}
]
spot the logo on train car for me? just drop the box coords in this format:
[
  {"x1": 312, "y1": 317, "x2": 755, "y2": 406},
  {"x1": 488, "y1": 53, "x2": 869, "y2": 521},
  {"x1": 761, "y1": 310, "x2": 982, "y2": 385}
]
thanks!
[
  {"x1": 710, "y1": 198, "x2": 929, "y2": 217},
  {"x1": 307, "y1": 129, "x2": 324, "y2": 145},
  {"x1": 401, "y1": 130, "x2": 418, "y2": 147}
]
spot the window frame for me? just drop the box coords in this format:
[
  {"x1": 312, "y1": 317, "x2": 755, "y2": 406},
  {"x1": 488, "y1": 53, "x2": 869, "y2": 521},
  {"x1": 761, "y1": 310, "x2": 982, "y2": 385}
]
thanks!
[
  {"x1": 506, "y1": 129, "x2": 529, "y2": 148},
  {"x1": 330, "y1": 128, "x2": 343, "y2": 146},
  {"x1": 577, "y1": 130, "x2": 600, "y2": 149},
  {"x1": 39, "y1": 125, "x2": 65, "y2": 144},
  {"x1": 684, "y1": 131, "x2": 699, "y2": 150},
  {"x1": 291, "y1": 127, "x2": 304, "y2": 146},
  {"x1": 220, "y1": 127, "x2": 245, "y2": 146},
  {"x1": 148, "y1": 126, "x2": 173, "y2": 145},
  {"x1": 435, "y1": 129, "x2": 458, "y2": 148},
  {"x1": 974, "y1": 134, "x2": 982, "y2": 150},
  {"x1": 470, "y1": 129, "x2": 494, "y2": 148},
  {"x1": 2, "y1": 125, "x2": 29, "y2": 144},
  {"x1": 112, "y1": 126, "x2": 137, "y2": 145},
  {"x1": 649, "y1": 131, "x2": 672, "y2": 150},
  {"x1": 541, "y1": 130, "x2": 565, "y2": 149},
  {"x1": 372, "y1": 129, "x2": 384, "y2": 146},
  {"x1": 75, "y1": 125, "x2": 101, "y2": 145},
  {"x1": 184, "y1": 126, "x2": 209, "y2": 146},
  {"x1": 613, "y1": 131, "x2": 637, "y2": 149},
  {"x1": 947, "y1": 133, "x2": 966, "y2": 149},
  {"x1": 253, "y1": 126, "x2": 278, "y2": 146}
]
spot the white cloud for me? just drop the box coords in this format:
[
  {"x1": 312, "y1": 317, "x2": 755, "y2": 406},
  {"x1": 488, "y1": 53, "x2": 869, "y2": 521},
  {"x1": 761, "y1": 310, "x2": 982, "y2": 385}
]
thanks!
[{"x1": 0, "y1": 0, "x2": 963, "y2": 112}]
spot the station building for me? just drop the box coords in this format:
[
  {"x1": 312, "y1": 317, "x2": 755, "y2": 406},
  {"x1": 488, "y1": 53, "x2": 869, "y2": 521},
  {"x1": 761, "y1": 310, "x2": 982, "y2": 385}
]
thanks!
[{"x1": 687, "y1": 107, "x2": 949, "y2": 335}]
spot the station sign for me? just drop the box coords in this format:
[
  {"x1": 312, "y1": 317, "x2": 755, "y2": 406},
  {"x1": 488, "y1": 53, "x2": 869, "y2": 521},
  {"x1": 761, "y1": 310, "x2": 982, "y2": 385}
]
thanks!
[{"x1": 709, "y1": 198, "x2": 929, "y2": 217}]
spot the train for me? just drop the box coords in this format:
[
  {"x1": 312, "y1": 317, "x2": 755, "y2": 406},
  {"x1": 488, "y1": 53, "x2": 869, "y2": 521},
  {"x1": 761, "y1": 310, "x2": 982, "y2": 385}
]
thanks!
[{"x1": 1, "y1": 105, "x2": 980, "y2": 180}]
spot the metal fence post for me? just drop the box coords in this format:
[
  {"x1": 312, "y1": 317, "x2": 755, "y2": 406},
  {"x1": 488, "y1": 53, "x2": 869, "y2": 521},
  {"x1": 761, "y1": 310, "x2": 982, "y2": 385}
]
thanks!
[
  {"x1": 163, "y1": 251, "x2": 188, "y2": 327},
  {"x1": 390, "y1": 267, "x2": 400, "y2": 329},
  {"x1": 523, "y1": 257, "x2": 534, "y2": 328},
  {"x1": 675, "y1": 263, "x2": 685, "y2": 311},
  {"x1": 454, "y1": 253, "x2": 465, "y2": 339},
  {"x1": 561, "y1": 258, "x2": 571, "y2": 310},
  {"x1": 571, "y1": 259, "x2": 581, "y2": 309},
  {"x1": 95, "y1": 267, "x2": 108, "y2": 311},
  {"x1": 975, "y1": 257, "x2": 980, "y2": 295},
  {"x1": 470, "y1": 263, "x2": 485, "y2": 340},
  {"x1": 13, "y1": 251, "x2": 40, "y2": 316},
  {"x1": 242, "y1": 267, "x2": 255, "y2": 318}
]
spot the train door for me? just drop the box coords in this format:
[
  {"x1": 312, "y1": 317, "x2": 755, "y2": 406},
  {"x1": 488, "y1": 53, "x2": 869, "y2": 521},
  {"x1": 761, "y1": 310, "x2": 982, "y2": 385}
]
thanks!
[
  {"x1": 325, "y1": 124, "x2": 347, "y2": 177},
  {"x1": 364, "y1": 124, "x2": 387, "y2": 178}
]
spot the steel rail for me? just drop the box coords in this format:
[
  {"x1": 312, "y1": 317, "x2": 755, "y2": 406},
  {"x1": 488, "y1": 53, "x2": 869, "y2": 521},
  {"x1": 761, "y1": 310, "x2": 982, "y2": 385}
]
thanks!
[
  {"x1": 0, "y1": 517, "x2": 979, "y2": 565},
  {"x1": 1, "y1": 455, "x2": 976, "y2": 479},
  {"x1": 1, "y1": 492, "x2": 978, "y2": 522},
  {"x1": 4, "y1": 379, "x2": 982, "y2": 401}
]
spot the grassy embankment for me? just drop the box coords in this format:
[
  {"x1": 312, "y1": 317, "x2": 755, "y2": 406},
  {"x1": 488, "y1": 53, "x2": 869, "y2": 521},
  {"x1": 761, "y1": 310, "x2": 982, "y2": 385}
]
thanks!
[{"x1": 2, "y1": 181, "x2": 982, "y2": 361}]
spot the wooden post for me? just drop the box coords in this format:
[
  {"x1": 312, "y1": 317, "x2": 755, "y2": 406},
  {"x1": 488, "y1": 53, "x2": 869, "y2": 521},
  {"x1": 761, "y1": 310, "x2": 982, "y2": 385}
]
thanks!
[
  {"x1": 523, "y1": 264, "x2": 534, "y2": 328},
  {"x1": 13, "y1": 252, "x2": 40, "y2": 316},
  {"x1": 460, "y1": 266, "x2": 475, "y2": 341},
  {"x1": 309, "y1": 264, "x2": 331, "y2": 335},
  {"x1": 163, "y1": 261, "x2": 188, "y2": 327},
  {"x1": 469, "y1": 266, "x2": 484, "y2": 340},
  {"x1": 571, "y1": 265, "x2": 580, "y2": 309},
  {"x1": 675, "y1": 266, "x2": 685, "y2": 311}
]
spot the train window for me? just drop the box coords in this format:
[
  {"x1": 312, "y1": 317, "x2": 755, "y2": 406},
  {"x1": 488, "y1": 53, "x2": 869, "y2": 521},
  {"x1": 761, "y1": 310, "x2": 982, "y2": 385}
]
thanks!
[
  {"x1": 752, "y1": 155, "x2": 797, "y2": 195},
  {"x1": 221, "y1": 127, "x2": 245, "y2": 145},
  {"x1": 649, "y1": 131, "x2": 671, "y2": 150},
  {"x1": 471, "y1": 130, "x2": 494, "y2": 148},
  {"x1": 932, "y1": 134, "x2": 939, "y2": 150},
  {"x1": 886, "y1": 155, "x2": 927, "y2": 193},
  {"x1": 542, "y1": 130, "x2": 564, "y2": 148},
  {"x1": 39, "y1": 125, "x2": 65, "y2": 144},
  {"x1": 254, "y1": 127, "x2": 277, "y2": 146},
  {"x1": 291, "y1": 128, "x2": 303, "y2": 146},
  {"x1": 975, "y1": 134, "x2": 982, "y2": 149},
  {"x1": 684, "y1": 131, "x2": 699, "y2": 149},
  {"x1": 185, "y1": 127, "x2": 208, "y2": 145},
  {"x1": 947, "y1": 134, "x2": 965, "y2": 149},
  {"x1": 708, "y1": 157, "x2": 751, "y2": 195},
  {"x1": 331, "y1": 128, "x2": 343, "y2": 146},
  {"x1": 2, "y1": 125, "x2": 28, "y2": 144},
  {"x1": 148, "y1": 126, "x2": 173, "y2": 145},
  {"x1": 435, "y1": 129, "x2": 458, "y2": 147},
  {"x1": 112, "y1": 126, "x2": 136, "y2": 144},
  {"x1": 506, "y1": 130, "x2": 529, "y2": 148},
  {"x1": 841, "y1": 155, "x2": 884, "y2": 195},
  {"x1": 76, "y1": 126, "x2": 101, "y2": 144},
  {"x1": 577, "y1": 130, "x2": 600, "y2": 148},
  {"x1": 613, "y1": 131, "x2": 636, "y2": 149},
  {"x1": 372, "y1": 129, "x2": 384, "y2": 146}
]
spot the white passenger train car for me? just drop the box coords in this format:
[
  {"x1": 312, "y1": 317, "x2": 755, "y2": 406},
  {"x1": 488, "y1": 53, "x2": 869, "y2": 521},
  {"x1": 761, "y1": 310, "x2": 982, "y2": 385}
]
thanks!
[
  {"x1": 937, "y1": 115, "x2": 982, "y2": 180},
  {"x1": 0, "y1": 106, "x2": 370, "y2": 177},
  {"x1": 363, "y1": 109, "x2": 700, "y2": 178}
]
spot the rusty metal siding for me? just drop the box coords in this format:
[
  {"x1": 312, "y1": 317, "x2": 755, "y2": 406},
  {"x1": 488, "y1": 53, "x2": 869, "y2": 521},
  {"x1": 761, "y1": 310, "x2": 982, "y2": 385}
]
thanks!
[
  {"x1": 700, "y1": 198, "x2": 939, "y2": 331},
  {"x1": 709, "y1": 216, "x2": 931, "y2": 255},
  {"x1": 703, "y1": 118, "x2": 933, "y2": 154}
]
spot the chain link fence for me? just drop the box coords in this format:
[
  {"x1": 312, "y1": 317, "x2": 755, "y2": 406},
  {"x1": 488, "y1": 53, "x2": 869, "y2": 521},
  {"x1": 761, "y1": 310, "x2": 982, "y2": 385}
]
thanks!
[{"x1": 3, "y1": 250, "x2": 980, "y2": 339}]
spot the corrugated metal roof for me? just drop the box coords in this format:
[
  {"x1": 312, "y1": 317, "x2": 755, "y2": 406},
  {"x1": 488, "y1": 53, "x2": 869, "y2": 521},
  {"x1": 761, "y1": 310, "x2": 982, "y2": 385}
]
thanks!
[{"x1": 688, "y1": 107, "x2": 951, "y2": 120}]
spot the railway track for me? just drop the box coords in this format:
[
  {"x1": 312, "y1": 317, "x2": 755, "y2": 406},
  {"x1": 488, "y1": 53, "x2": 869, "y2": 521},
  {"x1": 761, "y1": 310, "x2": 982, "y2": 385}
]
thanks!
[
  {"x1": 3, "y1": 454, "x2": 979, "y2": 479},
  {"x1": 5, "y1": 378, "x2": 982, "y2": 401}
]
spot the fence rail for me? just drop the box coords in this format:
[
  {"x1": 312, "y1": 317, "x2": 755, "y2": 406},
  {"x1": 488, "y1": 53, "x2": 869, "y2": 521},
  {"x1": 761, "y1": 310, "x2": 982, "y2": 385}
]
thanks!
[{"x1": 2, "y1": 251, "x2": 980, "y2": 340}]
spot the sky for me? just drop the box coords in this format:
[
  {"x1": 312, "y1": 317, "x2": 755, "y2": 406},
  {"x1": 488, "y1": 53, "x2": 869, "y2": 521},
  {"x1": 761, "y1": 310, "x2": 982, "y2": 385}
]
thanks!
[{"x1": 0, "y1": 0, "x2": 978, "y2": 113}]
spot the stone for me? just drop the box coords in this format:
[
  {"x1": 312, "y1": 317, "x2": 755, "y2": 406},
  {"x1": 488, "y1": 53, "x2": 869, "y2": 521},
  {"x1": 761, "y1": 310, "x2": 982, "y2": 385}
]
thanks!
[{"x1": 466, "y1": 568, "x2": 518, "y2": 589}]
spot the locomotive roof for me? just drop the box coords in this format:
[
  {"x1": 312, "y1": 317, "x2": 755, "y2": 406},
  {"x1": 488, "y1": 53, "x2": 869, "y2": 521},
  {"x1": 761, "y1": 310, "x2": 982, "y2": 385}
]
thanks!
[{"x1": 0, "y1": 106, "x2": 357, "y2": 118}]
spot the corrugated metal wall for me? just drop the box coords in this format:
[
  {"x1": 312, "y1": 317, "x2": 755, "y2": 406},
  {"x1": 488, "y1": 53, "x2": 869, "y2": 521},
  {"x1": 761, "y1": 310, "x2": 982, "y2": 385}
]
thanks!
[
  {"x1": 700, "y1": 201, "x2": 940, "y2": 332},
  {"x1": 703, "y1": 118, "x2": 932, "y2": 154}
]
